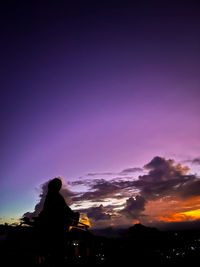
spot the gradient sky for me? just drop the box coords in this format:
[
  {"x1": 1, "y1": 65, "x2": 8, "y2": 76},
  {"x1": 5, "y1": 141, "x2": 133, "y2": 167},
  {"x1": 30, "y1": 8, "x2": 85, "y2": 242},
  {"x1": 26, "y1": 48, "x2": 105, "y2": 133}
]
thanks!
[{"x1": 1, "y1": 1, "x2": 200, "y2": 228}]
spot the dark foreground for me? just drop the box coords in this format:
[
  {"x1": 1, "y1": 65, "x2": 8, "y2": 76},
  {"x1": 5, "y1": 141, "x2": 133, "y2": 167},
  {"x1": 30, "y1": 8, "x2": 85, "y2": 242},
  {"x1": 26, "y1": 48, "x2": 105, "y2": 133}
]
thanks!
[{"x1": 1, "y1": 223, "x2": 200, "y2": 266}]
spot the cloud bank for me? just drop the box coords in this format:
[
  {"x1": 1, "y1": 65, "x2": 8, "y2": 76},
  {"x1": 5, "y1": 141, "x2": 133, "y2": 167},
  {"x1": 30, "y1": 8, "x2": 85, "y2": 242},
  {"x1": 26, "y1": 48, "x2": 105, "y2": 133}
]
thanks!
[
  {"x1": 70, "y1": 156, "x2": 200, "y2": 227},
  {"x1": 23, "y1": 156, "x2": 200, "y2": 228}
]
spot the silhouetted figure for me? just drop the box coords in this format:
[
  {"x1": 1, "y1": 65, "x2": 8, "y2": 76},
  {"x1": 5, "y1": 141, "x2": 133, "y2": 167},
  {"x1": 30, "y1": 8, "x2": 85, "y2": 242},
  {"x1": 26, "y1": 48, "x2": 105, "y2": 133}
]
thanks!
[
  {"x1": 38, "y1": 178, "x2": 79, "y2": 266},
  {"x1": 39, "y1": 178, "x2": 79, "y2": 229}
]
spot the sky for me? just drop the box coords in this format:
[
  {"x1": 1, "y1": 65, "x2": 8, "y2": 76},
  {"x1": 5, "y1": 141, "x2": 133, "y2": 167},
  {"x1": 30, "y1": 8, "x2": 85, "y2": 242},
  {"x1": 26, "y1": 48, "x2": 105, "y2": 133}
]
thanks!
[{"x1": 1, "y1": 1, "x2": 200, "y2": 229}]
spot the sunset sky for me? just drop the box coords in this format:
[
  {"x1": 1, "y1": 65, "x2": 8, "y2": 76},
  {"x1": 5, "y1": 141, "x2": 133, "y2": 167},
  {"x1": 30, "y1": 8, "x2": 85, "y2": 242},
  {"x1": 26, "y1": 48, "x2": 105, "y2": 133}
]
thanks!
[{"x1": 1, "y1": 1, "x2": 200, "y2": 229}]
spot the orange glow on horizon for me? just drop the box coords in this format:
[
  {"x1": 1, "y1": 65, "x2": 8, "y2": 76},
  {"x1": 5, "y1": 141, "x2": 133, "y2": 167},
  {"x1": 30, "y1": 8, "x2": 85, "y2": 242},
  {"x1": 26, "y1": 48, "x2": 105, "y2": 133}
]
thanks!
[
  {"x1": 157, "y1": 209, "x2": 200, "y2": 222},
  {"x1": 145, "y1": 196, "x2": 200, "y2": 223},
  {"x1": 182, "y1": 208, "x2": 200, "y2": 219}
]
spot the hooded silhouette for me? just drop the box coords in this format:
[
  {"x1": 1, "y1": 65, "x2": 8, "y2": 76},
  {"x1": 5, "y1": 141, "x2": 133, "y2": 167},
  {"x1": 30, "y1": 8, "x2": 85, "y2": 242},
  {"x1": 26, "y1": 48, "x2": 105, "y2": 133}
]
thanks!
[
  {"x1": 39, "y1": 178, "x2": 79, "y2": 231},
  {"x1": 37, "y1": 178, "x2": 79, "y2": 264}
]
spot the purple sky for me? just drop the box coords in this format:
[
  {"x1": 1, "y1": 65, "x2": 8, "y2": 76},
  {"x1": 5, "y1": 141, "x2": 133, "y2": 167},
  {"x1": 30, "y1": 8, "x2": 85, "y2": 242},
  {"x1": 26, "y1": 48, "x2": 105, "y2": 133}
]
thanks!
[{"x1": 1, "y1": 1, "x2": 200, "y2": 227}]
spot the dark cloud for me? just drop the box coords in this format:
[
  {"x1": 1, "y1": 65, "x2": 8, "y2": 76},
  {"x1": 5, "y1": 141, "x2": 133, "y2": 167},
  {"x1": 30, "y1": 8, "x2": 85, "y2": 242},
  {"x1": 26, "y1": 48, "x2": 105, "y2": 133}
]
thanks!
[
  {"x1": 69, "y1": 166, "x2": 143, "y2": 203},
  {"x1": 133, "y1": 156, "x2": 199, "y2": 200},
  {"x1": 68, "y1": 179, "x2": 92, "y2": 187},
  {"x1": 86, "y1": 172, "x2": 114, "y2": 176},
  {"x1": 192, "y1": 158, "x2": 200, "y2": 165},
  {"x1": 120, "y1": 195, "x2": 146, "y2": 219},
  {"x1": 81, "y1": 204, "x2": 112, "y2": 221},
  {"x1": 185, "y1": 157, "x2": 200, "y2": 165},
  {"x1": 84, "y1": 166, "x2": 143, "y2": 177},
  {"x1": 144, "y1": 156, "x2": 189, "y2": 176},
  {"x1": 72, "y1": 178, "x2": 134, "y2": 202},
  {"x1": 120, "y1": 167, "x2": 143, "y2": 174},
  {"x1": 180, "y1": 179, "x2": 200, "y2": 198},
  {"x1": 71, "y1": 157, "x2": 200, "y2": 213},
  {"x1": 23, "y1": 181, "x2": 49, "y2": 219}
]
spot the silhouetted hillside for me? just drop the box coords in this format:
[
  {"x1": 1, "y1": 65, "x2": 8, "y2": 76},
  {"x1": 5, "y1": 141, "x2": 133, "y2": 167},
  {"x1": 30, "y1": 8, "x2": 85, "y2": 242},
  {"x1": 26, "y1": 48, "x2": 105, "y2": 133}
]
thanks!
[{"x1": 1, "y1": 223, "x2": 200, "y2": 266}]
